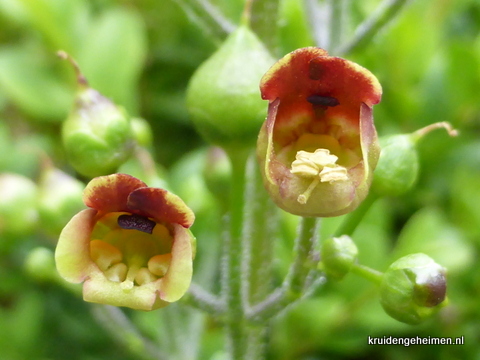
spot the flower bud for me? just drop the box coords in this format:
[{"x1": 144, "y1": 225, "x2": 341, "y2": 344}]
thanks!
[
  {"x1": 203, "y1": 147, "x2": 231, "y2": 206},
  {"x1": 58, "y1": 51, "x2": 133, "y2": 177},
  {"x1": 320, "y1": 235, "x2": 358, "y2": 280},
  {"x1": 24, "y1": 247, "x2": 57, "y2": 282},
  {"x1": 257, "y1": 47, "x2": 382, "y2": 217},
  {"x1": 130, "y1": 117, "x2": 153, "y2": 148},
  {"x1": 0, "y1": 173, "x2": 38, "y2": 237},
  {"x1": 372, "y1": 134, "x2": 419, "y2": 197},
  {"x1": 372, "y1": 122, "x2": 457, "y2": 197},
  {"x1": 380, "y1": 253, "x2": 447, "y2": 325},
  {"x1": 186, "y1": 25, "x2": 275, "y2": 149},
  {"x1": 37, "y1": 164, "x2": 85, "y2": 236}
]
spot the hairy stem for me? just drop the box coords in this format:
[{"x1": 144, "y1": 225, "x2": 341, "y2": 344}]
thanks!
[
  {"x1": 337, "y1": 0, "x2": 411, "y2": 55},
  {"x1": 170, "y1": 0, "x2": 235, "y2": 43},
  {"x1": 92, "y1": 305, "x2": 165, "y2": 360},
  {"x1": 183, "y1": 283, "x2": 226, "y2": 315},
  {"x1": 249, "y1": 217, "x2": 320, "y2": 322},
  {"x1": 334, "y1": 193, "x2": 378, "y2": 237},
  {"x1": 243, "y1": 155, "x2": 277, "y2": 358},
  {"x1": 223, "y1": 148, "x2": 250, "y2": 360}
]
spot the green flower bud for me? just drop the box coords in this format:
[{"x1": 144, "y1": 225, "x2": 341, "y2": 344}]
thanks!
[
  {"x1": 320, "y1": 235, "x2": 358, "y2": 280},
  {"x1": 0, "y1": 173, "x2": 38, "y2": 237},
  {"x1": 372, "y1": 122, "x2": 457, "y2": 197},
  {"x1": 130, "y1": 117, "x2": 153, "y2": 148},
  {"x1": 186, "y1": 25, "x2": 275, "y2": 149},
  {"x1": 371, "y1": 134, "x2": 418, "y2": 197},
  {"x1": 37, "y1": 163, "x2": 85, "y2": 236},
  {"x1": 203, "y1": 147, "x2": 231, "y2": 208},
  {"x1": 380, "y1": 253, "x2": 447, "y2": 325},
  {"x1": 58, "y1": 51, "x2": 133, "y2": 177},
  {"x1": 117, "y1": 148, "x2": 170, "y2": 190},
  {"x1": 24, "y1": 247, "x2": 56, "y2": 282}
]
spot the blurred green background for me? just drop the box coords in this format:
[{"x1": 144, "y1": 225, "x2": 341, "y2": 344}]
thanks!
[{"x1": 1, "y1": 0, "x2": 479, "y2": 359}]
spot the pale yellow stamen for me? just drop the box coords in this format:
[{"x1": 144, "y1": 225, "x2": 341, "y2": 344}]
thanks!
[
  {"x1": 120, "y1": 263, "x2": 141, "y2": 290},
  {"x1": 148, "y1": 254, "x2": 172, "y2": 277},
  {"x1": 90, "y1": 240, "x2": 122, "y2": 271},
  {"x1": 291, "y1": 149, "x2": 348, "y2": 204},
  {"x1": 104, "y1": 263, "x2": 128, "y2": 282},
  {"x1": 134, "y1": 267, "x2": 158, "y2": 285}
]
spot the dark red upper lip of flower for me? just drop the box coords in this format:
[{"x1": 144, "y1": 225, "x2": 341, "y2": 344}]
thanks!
[
  {"x1": 260, "y1": 47, "x2": 382, "y2": 132},
  {"x1": 83, "y1": 173, "x2": 194, "y2": 228}
]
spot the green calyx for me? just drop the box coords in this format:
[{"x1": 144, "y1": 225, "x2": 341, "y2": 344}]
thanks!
[
  {"x1": 59, "y1": 51, "x2": 133, "y2": 177},
  {"x1": 0, "y1": 173, "x2": 38, "y2": 237},
  {"x1": 186, "y1": 25, "x2": 275, "y2": 150},
  {"x1": 380, "y1": 253, "x2": 447, "y2": 325},
  {"x1": 320, "y1": 235, "x2": 358, "y2": 280},
  {"x1": 37, "y1": 165, "x2": 85, "y2": 236},
  {"x1": 372, "y1": 122, "x2": 457, "y2": 197},
  {"x1": 371, "y1": 134, "x2": 418, "y2": 197}
]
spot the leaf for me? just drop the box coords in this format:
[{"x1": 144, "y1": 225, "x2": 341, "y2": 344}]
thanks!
[
  {"x1": 77, "y1": 8, "x2": 147, "y2": 114},
  {"x1": 16, "y1": 0, "x2": 88, "y2": 52},
  {"x1": 0, "y1": 46, "x2": 72, "y2": 120},
  {"x1": 392, "y1": 207, "x2": 474, "y2": 274}
]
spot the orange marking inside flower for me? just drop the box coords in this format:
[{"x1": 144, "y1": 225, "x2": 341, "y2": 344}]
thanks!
[{"x1": 89, "y1": 212, "x2": 174, "y2": 289}]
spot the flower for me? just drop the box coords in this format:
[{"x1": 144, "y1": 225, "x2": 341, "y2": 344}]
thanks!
[
  {"x1": 380, "y1": 253, "x2": 447, "y2": 324},
  {"x1": 257, "y1": 47, "x2": 382, "y2": 217},
  {"x1": 55, "y1": 173, "x2": 195, "y2": 311}
]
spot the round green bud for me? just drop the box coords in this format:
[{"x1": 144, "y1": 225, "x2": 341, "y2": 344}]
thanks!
[
  {"x1": 203, "y1": 147, "x2": 231, "y2": 208},
  {"x1": 24, "y1": 247, "x2": 56, "y2": 282},
  {"x1": 37, "y1": 166, "x2": 85, "y2": 236},
  {"x1": 320, "y1": 235, "x2": 358, "y2": 280},
  {"x1": 130, "y1": 117, "x2": 153, "y2": 148},
  {"x1": 59, "y1": 51, "x2": 133, "y2": 177},
  {"x1": 371, "y1": 134, "x2": 419, "y2": 197},
  {"x1": 117, "y1": 149, "x2": 170, "y2": 190},
  {"x1": 372, "y1": 122, "x2": 458, "y2": 197},
  {"x1": 0, "y1": 173, "x2": 38, "y2": 237},
  {"x1": 186, "y1": 25, "x2": 275, "y2": 149},
  {"x1": 380, "y1": 253, "x2": 447, "y2": 325}
]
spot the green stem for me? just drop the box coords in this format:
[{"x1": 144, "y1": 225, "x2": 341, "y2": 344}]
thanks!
[
  {"x1": 183, "y1": 283, "x2": 226, "y2": 315},
  {"x1": 248, "y1": 0, "x2": 281, "y2": 54},
  {"x1": 243, "y1": 156, "x2": 277, "y2": 358},
  {"x1": 91, "y1": 305, "x2": 165, "y2": 360},
  {"x1": 328, "y1": 0, "x2": 346, "y2": 53},
  {"x1": 350, "y1": 263, "x2": 383, "y2": 286},
  {"x1": 337, "y1": 0, "x2": 411, "y2": 55},
  {"x1": 334, "y1": 193, "x2": 378, "y2": 237},
  {"x1": 171, "y1": 0, "x2": 235, "y2": 43},
  {"x1": 223, "y1": 148, "x2": 250, "y2": 360},
  {"x1": 248, "y1": 217, "x2": 320, "y2": 322}
]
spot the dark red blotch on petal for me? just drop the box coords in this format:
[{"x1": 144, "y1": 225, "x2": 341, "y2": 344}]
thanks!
[
  {"x1": 127, "y1": 187, "x2": 195, "y2": 228},
  {"x1": 83, "y1": 174, "x2": 147, "y2": 214},
  {"x1": 260, "y1": 47, "x2": 382, "y2": 129}
]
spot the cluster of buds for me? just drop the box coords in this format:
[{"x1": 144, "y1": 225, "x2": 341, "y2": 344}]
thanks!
[{"x1": 51, "y1": 35, "x2": 451, "y2": 328}]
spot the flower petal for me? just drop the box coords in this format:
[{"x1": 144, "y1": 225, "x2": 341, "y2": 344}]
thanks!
[
  {"x1": 127, "y1": 188, "x2": 195, "y2": 228},
  {"x1": 55, "y1": 209, "x2": 99, "y2": 283},
  {"x1": 261, "y1": 47, "x2": 381, "y2": 106},
  {"x1": 157, "y1": 224, "x2": 194, "y2": 302},
  {"x1": 83, "y1": 173, "x2": 147, "y2": 214},
  {"x1": 82, "y1": 274, "x2": 169, "y2": 311},
  {"x1": 260, "y1": 47, "x2": 382, "y2": 146}
]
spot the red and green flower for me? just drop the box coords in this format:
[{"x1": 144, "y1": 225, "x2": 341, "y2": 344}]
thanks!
[
  {"x1": 257, "y1": 47, "x2": 382, "y2": 217},
  {"x1": 55, "y1": 173, "x2": 195, "y2": 311}
]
